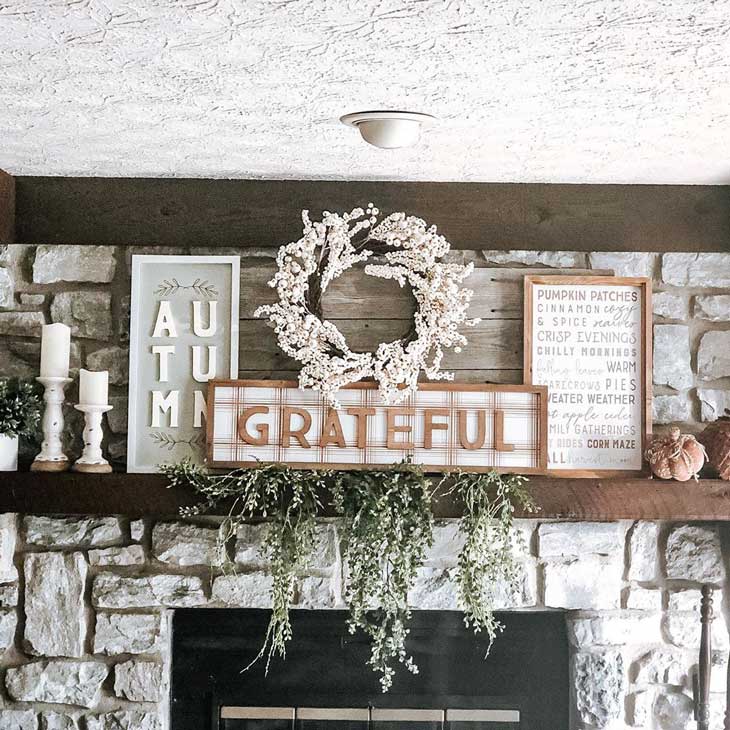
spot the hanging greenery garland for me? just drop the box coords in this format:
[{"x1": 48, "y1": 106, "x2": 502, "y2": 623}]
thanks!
[
  {"x1": 162, "y1": 460, "x2": 536, "y2": 691},
  {"x1": 254, "y1": 206, "x2": 479, "y2": 407}
]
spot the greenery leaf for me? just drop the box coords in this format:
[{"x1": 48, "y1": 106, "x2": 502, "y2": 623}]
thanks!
[{"x1": 0, "y1": 378, "x2": 42, "y2": 439}]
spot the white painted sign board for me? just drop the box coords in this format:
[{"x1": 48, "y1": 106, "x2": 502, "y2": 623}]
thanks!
[
  {"x1": 524, "y1": 276, "x2": 652, "y2": 477},
  {"x1": 127, "y1": 255, "x2": 240, "y2": 472}
]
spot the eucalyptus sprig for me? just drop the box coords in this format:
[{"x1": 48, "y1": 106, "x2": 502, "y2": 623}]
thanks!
[
  {"x1": 0, "y1": 379, "x2": 42, "y2": 439},
  {"x1": 332, "y1": 461, "x2": 434, "y2": 692},
  {"x1": 444, "y1": 471, "x2": 536, "y2": 651},
  {"x1": 162, "y1": 459, "x2": 328, "y2": 672}
]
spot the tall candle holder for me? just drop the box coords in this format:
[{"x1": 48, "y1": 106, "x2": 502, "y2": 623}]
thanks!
[
  {"x1": 72, "y1": 404, "x2": 113, "y2": 474},
  {"x1": 31, "y1": 376, "x2": 73, "y2": 472}
]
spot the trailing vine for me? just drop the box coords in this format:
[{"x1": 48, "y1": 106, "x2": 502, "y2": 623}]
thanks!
[
  {"x1": 162, "y1": 460, "x2": 326, "y2": 672},
  {"x1": 162, "y1": 460, "x2": 533, "y2": 691},
  {"x1": 331, "y1": 461, "x2": 434, "y2": 692},
  {"x1": 445, "y1": 471, "x2": 536, "y2": 651}
]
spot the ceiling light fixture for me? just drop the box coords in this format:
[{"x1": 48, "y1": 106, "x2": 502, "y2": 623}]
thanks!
[{"x1": 340, "y1": 110, "x2": 436, "y2": 149}]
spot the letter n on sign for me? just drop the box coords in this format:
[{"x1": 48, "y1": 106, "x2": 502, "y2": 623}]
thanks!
[{"x1": 206, "y1": 380, "x2": 548, "y2": 473}]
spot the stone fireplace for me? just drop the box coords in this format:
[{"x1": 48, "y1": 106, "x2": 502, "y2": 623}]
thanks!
[
  {"x1": 0, "y1": 514, "x2": 726, "y2": 729},
  {"x1": 1, "y1": 243, "x2": 730, "y2": 729}
]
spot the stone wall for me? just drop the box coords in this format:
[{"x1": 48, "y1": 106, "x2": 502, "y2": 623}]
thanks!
[
  {"x1": 2, "y1": 245, "x2": 730, "y2": 466},
  {"x1": 0, "y1": 515, "x2": 726, "y2": 730},
  {"x1": 1, "y1": 244, "x2": 730, "y2": 729}
]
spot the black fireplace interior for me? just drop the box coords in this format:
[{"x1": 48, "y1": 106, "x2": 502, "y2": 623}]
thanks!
[{"x1": 171, "y1": 609, "x2": 569, "y2": 730}]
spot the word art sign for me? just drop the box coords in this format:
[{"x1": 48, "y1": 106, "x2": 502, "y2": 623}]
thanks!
[
  {"x1": 127, "y1": 256, "x2": 240, "y2": 472},
  {"x1": 207, "y1": 380, "x2": 548, "y2": 473},
  {"x1": 524, "y1": 275, "x2": 652, "y2": 477}
]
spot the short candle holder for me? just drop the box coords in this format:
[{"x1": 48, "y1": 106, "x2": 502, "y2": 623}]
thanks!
[
  {"x1": 72, "y1": 404, "x2": 113, "y2": 474},
  {"x1": 31, "y1": 376, "x2": 73, "y2": 472}
]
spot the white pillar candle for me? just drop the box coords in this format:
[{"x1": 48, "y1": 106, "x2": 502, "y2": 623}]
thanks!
[
  {"x1": 40, "y1": 323, "x2": 71, "y2": 378},
  {"x1": 79, "y1": 369, "x2": 109, "y2": 406}
]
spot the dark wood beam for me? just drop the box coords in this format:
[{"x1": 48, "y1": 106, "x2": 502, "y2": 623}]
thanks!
[
  {"x1": 14, "y1": 177, "x2": 730, "y2": 252},
  {"x1": 2, "y1": 472, "x2": 730, "y2": 520},
  {"x1": 0, "y1": 169, "x2": 15, "y2": 244}
]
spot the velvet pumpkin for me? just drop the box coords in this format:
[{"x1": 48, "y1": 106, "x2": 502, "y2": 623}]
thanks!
[
  {"x1": 699, "y1": 417, "x2": 730, "y2": 480},
  {"x1": 645, "y1": 426, "x2": 706, "y2": 481}
]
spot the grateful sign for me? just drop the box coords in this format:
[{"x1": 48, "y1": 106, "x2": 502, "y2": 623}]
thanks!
[
  {"x1": 206, "y1": 380, "x2": 548, "y2": 473},
  {"x1": 524, "y1": 275, "x2": 652, "y2": 476}
]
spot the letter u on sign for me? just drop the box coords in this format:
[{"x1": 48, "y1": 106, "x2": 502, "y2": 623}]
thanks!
[{"x1": 206, "y1": 380, "x2": 549, "y2": 473}]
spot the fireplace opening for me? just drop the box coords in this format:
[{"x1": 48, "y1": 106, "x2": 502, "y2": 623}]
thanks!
[{"x1": 171, "y1": 609, "x2": 568, "y2": 730}]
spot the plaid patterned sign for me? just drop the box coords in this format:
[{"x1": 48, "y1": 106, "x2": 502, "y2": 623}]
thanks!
[{"x1": 207, "y1": 380, "x2": 548, "y2": 473}]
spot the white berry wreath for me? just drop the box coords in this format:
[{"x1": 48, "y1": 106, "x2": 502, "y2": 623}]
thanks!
[{"x1": 255, "y1": 205, "x2": 480, "y2": 407}]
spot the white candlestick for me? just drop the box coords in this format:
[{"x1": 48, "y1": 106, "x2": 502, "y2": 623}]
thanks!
[
  {"x1": 72, "y1": 404, "x2": 113, "y2": 473},
  {"x1": 40, "y1": 323, "x2": 71, "y2": 378},
  {"x1": 79, "y1": 369, "x2": 109, "y2": 407},
  {"x1": 31, "y1": 376, "x2": 72, "y2": 472}
]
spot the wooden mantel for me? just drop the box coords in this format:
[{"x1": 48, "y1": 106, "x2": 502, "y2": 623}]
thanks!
[
  {"x1": 0, "y1": 168, "x2": 15, "y2": 244},
  {"x1": 2, "y1": 472, "x2": 729, "y2": 521}
]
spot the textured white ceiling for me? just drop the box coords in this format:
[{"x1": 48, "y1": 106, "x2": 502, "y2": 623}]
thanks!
[{"x1": 1, "y1": 0, "x2": 729, "y2": 183}]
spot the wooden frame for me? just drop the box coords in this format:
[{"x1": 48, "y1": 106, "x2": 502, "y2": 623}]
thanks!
[
  {"x1": 206, "y1": 380, "x2": 549, "y2": 474},
  {"x1": 127, "y1": 255, "x2": 240, "y2": 473},
  {"x1": 524, "y1": 275, "x2": 652, "y2": 478}
]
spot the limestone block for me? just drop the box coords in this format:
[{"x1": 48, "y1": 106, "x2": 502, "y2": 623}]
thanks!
[
  {"x1": 0, "y1": 710, "x2": 37, "y2": 730},
  {"x1": 634, "y1": 648, "x2": 688, "y2": 686},
  {"x1": 294, "y1": 576, "x2": 336, "y2": 608},
  {"x1": 538, "y1": 522, "x2": 624, "y2": 558},
  {"x1": 33, "y1": 245, "x2": 116, "y2": 284},
  {"x1": 0, "y1": 610, "x2": 17, "y2": 651},
  {"x1": 653, "y1": 325, "x2": 692, "y2": 390},
  {"x1": 482, "y1": 250, "x2": 585, "y2": 268},
  {"x1": 113, "y1": 660, "x2": 164, "y2": 702},
  {"x1": 664, "y1": 612, "x2": 729, "y2": 650},
  {"x1": 25, "y1": 516, "x2": 122, "y2": 548},
  {"x1": 85, "y1": 712, "x2": 161, "y2": 730},
  {"x1": 628, "y1": 522, "x2": 660, "y2": 582},
  {"x1": 652, "y1": 292, "x2": 687, "y2": 320},
  {"x1": 629, "y1": 689, "x2": 653, "y2": 727},
  {"x1": 0, "y1": 311, "x2": 45, "y2": 336},
  {"x1": 211, "y1": 573, "x2": 273, "y2": 607},
  {"x1": 698, "y1": 331, "x2": 730, "y2": 381},
  {"x1": 51, "y1": 291, "x2": 112, "y2": 340},
  {"x1": 573, "y1": 650, "x2": 624, "y2": 727},
  {"x1": 24, "y1": 552, "x2": 87, "y2": 657},
  {"x1": 5, "y1": 660, "x2": 108, "y2": 707},
  {"x1": 662, "y1": 253, "x2": 730, "y2": 287},
  {"x1": 19, "y1": 293, "x2": 44, "y2": 307},
  {"x1": 0, "y1": 582, "x2": 19, "y2": 607},
  {"x1": 408, "y1": 567, "x2": 458, "y2": 610},
  {"x1": 92, "y1": 574, "x2": 207, "y2": 609},
  {"x1": 652, "y1": 394, "x2": 690, "y2": 425},
  {"x1": 106, "y1": 397, "x2": 128, "y2": 434},
  {"x1": 625, "y1": 587, "x2": 662, "y2": 611},
  {"x1": 665, "y1": 525, "x2": 724, "y2": 583},
  {"x1": 93, "y1": 613, "x2": 161, "y2": 655},
  {"x1": 424, "y1": 521, "x2": 465, "y2": 566},
  {"x1": 235, "y1": 523, "x2": 269, "y2": 567},
  {"x1": 652, "y1": 691, "x2": 694, "y2": 730},
  {"x1": 40, "y1": 713, "x2": 79, "y2": 730},
  {"x1": 130, "y1": 519, "x2": 145, "y2": 541},
  {"x1": 0, "y1": 266, "x2": 14, "y2": 308},
  {"x1": 86, "y1": 346, "x2": 128, "y2": 385},
  {"x1": 544, "y1": 556, "x2": 622, "y2": 610},
  {"x1": 698, "y1": 388, "x2": 730, "y2": 422},
  {"x1": 589, "y1": 252, "x2": 656, "y2": 278},
  {"x1": 0, "y1": 514, "x2": 18, "y2": 582},
  {"x1": 152, "y1": 521, "x2": 221, "y2": 567},
  {"x1": 695, "y1": 294, "x2": 730, "y2": 322},
  {"x1": 568, "y1": 614, "x2": 661, "y2": 648},
  {"x1": 88, "y1": 545, "x2": 145, "y2": 567}
]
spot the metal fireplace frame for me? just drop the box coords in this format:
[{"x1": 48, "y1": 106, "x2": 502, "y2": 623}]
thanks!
[{"x1": 171, "y1": 609, "x2": 569, "y2": 730}]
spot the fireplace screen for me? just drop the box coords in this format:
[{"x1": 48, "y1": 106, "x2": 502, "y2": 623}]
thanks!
[{"x1": 171, "y1": 609, "x2": 567, "y2": 730}]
